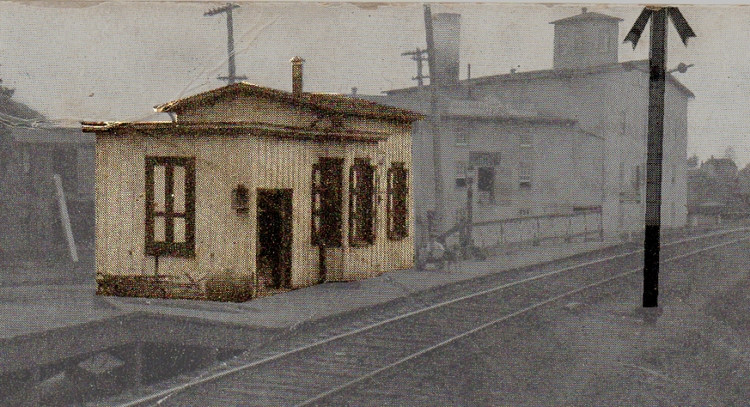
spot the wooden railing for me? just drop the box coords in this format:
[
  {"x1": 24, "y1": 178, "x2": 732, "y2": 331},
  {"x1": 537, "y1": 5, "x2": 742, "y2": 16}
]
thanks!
[{"x1": 441, "y1": 208, "x2": 604, "y2": 249}]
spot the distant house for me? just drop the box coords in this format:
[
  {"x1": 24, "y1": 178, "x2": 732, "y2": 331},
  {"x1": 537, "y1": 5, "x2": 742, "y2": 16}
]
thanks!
[
  {"x1": 0, "y1": 91, "x2": 93, "y2": 260},
  {"x1": 84, "y1": 57, "x2": 421, "y2": 301},
  {"x1": 700, "y1": 156, "x2": 737, "y2": 180},
  {"x1": 687, "y1": 156, "x2": 743, "y2": 224},
  {"x1": 381, "y1": 8, "x2": 692, "y2": 242}
]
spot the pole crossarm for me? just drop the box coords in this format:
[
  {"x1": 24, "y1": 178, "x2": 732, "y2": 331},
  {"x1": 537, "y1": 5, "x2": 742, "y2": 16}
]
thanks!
[
  {"x1": 205, "y1": 3, "x2": 246, "y2": 85},
  {"x1": 204, "y1": 3, "x2": 239, "y2": 17}
]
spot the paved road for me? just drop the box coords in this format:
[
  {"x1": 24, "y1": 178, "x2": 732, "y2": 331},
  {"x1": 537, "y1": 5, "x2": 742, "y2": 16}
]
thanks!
[{"x1": 103, "y1": 229, "x2": 750, "y2": 407}]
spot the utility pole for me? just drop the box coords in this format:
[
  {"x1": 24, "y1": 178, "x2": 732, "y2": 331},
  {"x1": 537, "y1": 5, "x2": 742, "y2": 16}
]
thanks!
[
  {"x1": 424, "y1": 4, "x2": 444, "y2": 242},
  {"x1": 625, "y1": 6, "x2": 695, "y2": 308},
  {"x1": 401, "y1": 47, "x2": 429, "y2": 87},
  {"x1": 205, "y1": 3, "x2": 248, "y2": 85}
]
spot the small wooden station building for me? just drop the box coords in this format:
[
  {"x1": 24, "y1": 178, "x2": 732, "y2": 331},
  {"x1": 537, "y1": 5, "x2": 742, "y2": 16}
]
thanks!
[{"x1": 85, "y1": 58, "x2": 421, "y2": 301}]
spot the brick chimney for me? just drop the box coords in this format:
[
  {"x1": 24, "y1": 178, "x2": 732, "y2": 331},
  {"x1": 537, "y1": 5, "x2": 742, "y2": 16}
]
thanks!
[{"x1": 291, "y1": 56, "x2": 304, "y2": 98}]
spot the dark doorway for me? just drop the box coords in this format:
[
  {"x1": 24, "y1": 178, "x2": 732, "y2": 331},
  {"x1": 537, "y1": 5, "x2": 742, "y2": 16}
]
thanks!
[
  {"x1": 256, "y1": 189, "x2": 293, "y2": 289},
  {"x1": 477, "y1": 166, "x2": 495, "y2": 201}
]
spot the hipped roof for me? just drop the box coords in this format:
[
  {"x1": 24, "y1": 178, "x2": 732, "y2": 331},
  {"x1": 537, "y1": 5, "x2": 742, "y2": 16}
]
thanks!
[
  {"x1": 155, "y1": 82, "x2": 423, "y2": 123},
  {"x1": 550, "y1": 11, "x2": 624, "y2": 24}
]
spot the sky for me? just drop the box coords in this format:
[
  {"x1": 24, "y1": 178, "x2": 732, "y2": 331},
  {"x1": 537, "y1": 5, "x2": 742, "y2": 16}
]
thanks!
[{"x1": 0, "y1": 1, "x2": 747, "y2": 166}]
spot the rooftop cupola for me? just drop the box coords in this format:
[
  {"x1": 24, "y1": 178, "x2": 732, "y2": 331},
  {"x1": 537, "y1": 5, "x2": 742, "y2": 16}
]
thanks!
[{"x1": 550, "y1": 8, "x2": 623, "y2": 70}]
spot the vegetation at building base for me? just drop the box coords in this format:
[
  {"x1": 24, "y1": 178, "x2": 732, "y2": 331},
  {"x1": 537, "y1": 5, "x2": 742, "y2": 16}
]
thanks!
[{"x1": 96, "y1": 274, "x2": 252, "y2": 302}]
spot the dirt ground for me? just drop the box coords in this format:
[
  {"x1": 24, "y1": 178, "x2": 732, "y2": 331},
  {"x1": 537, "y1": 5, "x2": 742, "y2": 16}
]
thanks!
[
  {"x1": 344, "y1": 239, "x2": 750, "y2": 406},
  {"x1": 514, "y1": 239, "x2": 750, "y2": 406}
]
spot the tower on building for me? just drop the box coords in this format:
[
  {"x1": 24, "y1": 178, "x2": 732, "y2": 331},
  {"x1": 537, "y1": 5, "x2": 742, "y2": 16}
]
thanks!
[{"x1": 550, "y1": 8, "x2": 623, "y2": 70}]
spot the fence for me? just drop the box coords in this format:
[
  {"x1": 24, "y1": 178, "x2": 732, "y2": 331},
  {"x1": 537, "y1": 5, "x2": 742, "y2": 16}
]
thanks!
[{"x1": 441, "y1": 208, "x2": 603, "y2": 250}]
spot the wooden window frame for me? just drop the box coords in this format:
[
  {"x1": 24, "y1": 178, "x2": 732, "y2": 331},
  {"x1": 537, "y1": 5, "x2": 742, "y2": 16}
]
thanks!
[
  {"x1": 145, "y1": 156, "x2": 196, "y2": 258},
  {"x1": 349, "y1": 158, "x2": 376, "y2": 247},
  {"x1": 454, "y1": 161, "x2": 467, "y2": 188},
  {"x1": 519, "y1": 161, "x2": 532, "y2": 187},
  {"x1": 311, "y1": 158, "x2": 344, "y2": 247},
  {"x1": 387, "y1": 162, "x2": 409, "y2": 241}
]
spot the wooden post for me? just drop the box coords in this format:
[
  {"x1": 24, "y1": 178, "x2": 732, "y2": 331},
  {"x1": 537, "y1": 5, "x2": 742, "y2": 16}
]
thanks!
[
  {"x1": 583, "y1": 211, "x2": 588, "y2": 242},
  {"x1": 424, "y1": 5, "x2": 445, "y2": 238},
  {"x1": 318, "y1": 244, "x2": 327, "y2": 283},
  {"x1": 53, "y1": 173, "x2": 78, "y2": 262}
]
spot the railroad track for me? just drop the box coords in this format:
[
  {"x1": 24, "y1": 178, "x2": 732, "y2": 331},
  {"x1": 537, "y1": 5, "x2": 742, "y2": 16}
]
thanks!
[{"x1": 107, "y1": 227, "x2": 750, "y2": 407}]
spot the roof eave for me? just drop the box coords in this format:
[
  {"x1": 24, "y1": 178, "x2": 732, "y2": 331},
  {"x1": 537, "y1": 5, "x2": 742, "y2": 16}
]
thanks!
[{"x1": 154, "y1": 83, "x2": 423, "y2": 124}]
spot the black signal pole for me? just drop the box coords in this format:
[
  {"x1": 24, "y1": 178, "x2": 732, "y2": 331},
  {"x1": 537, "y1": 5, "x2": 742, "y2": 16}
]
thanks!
[{"x1": 625, "y1": 7, "x2": 695, "y2": 308}]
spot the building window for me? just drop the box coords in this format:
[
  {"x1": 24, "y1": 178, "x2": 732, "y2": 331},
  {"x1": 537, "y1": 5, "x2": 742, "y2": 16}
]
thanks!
[
  {"x1": 456, "y1": 131, "x2": 469, "y2": 146},
  {"x1": 519, "y1": 135, "x2": 532, "y2": 188},
  {"x1": 519, "y1": 162, "x2": 532, "y2": 188},
  {"x1": 455, "y1": 161, "x2": 467, "y2": 188},
  {"x1": 311, "y1": 158, "x2": 344, "y2": 247},
  {"x1": 519, "y1": 208, "x2": 531, "y2": 216},
  {"x1": 455, "y1": 120, "x2": 471, "y2": 146},
  {"x1": 349, "y1": 158, "x2": 376, "y2": 246},
  {"x1": 519, "y1": 133, "x2": 532, "y2": 148},
  {"x1": 596, "y1": 26, "x2": 609, "y2": 52},
  {"x1": 145, "y1": 156, "x2": 195, "y2": 257},
  {"x1": 632, "y1": 165, "x2": 642, "y2": 193},
  {"x1": 387, "y1": 162, "x2": 408, "y2": 240}
]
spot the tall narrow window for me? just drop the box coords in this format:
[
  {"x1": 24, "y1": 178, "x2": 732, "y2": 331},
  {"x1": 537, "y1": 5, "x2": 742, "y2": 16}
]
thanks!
[
  {"x1": 387, "y1": 162, "x2": 408, "y2": 240},
  {"x1": 145, "y1": 156, "x2": 195, "y2": 257},
  {"x1": 455, "y1": 161, "x2": 467, "y2": 188},
  {"x1": 519, "y1": 134, "x2": 532, "y2": 188},
  {"x1": 519, "y1": 162, "x2": 532, "y2": 187},
  {"x1": 632, "y1": 165, "x2": 642, "y2": 193},
  {"x1": 311, "y1": 158, "x2": 344, "y2": 247},
  {"x1": 349, "y1": 158, "x2": 376, "y2": 246}
]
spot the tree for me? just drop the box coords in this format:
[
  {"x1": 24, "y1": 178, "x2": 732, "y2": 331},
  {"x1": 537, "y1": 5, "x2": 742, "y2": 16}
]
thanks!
[
  {"x1": 686, "y1": 154, "x2": 699, "y2": 168},
  {"x1": 724, "y1": 145, "x2": 737, "y2": 162}
]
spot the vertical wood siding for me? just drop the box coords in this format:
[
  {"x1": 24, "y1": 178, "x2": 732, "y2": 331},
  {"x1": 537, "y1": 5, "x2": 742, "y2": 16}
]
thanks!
[{"x1": 96, "y1": 105, "x2": 415, "y2": 296}]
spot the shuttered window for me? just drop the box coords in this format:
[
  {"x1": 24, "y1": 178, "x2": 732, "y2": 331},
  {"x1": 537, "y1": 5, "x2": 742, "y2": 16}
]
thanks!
[
  {"x1": 349, "y1": 158, "x2": 376, "y2": 246},
  {"x1": 311, "y1": 158, "x2": 344, "y2": 247},
  {"x1": 145, "y1": 156, "x2": 195, "y2": 257},
  {"x1": 387, "y1": 162, "x2": 408, "y2": 240}
]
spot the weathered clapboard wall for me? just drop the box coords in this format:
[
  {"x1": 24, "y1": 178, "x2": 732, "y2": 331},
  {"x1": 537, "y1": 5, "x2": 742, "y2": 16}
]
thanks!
[{"x1": 93, "y1": 88, "x2": 416, "y2": 299}]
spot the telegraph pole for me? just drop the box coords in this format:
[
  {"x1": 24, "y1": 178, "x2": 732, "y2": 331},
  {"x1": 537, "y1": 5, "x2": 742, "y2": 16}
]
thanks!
[
  {"x1": 205, "y1": 3, "x2": 248, "y2": 85},
  {"x1": 401, "y1": 48, "x2": 429, "y2": 87},
  {"x1": 424, "y1": 4, "x2": 444, "y2": 241},
  {"x1": 625, "y1": 6, "x2": 695, "y2": 308}
]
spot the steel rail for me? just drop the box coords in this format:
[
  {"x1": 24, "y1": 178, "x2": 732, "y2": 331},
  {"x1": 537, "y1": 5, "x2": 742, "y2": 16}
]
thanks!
[
  {"x1": 116, "y1": 227, "x2": 750, "y2": 407},
  {"x1": 295, "y1": 232, "x2": 750, "y2": 406}
]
